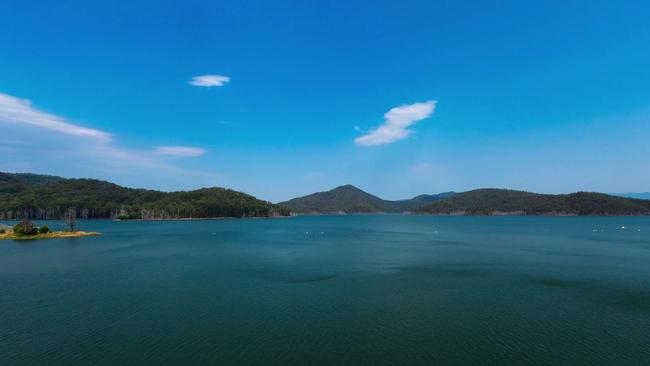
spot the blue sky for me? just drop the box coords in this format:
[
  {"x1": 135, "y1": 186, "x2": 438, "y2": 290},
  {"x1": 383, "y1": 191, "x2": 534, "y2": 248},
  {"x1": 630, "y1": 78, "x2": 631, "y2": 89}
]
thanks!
[{"x1": 1, "y1": 0, "x2": 649, "y2": 201}]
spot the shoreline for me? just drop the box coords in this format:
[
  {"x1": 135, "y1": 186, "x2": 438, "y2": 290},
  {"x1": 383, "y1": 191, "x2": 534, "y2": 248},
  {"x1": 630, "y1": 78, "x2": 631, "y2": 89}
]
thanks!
[
  {"x1": 0, "y1": 231, "x2": 100, "y2": 241},
  {"x1": 113, "y1": 215, "x2": 292, "y2": 222},
  {"x1": 2, "y1": 213, "x2": 649, "y2": 226},
  {"x1": 286, "y1": 212, "x2": 650, "y2": 217}
]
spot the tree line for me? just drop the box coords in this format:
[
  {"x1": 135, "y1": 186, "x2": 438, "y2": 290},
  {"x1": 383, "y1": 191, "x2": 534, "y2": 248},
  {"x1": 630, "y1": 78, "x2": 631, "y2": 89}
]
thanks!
[{"x1": 0, "y1": 173, "x2": 289, "y2": 220}]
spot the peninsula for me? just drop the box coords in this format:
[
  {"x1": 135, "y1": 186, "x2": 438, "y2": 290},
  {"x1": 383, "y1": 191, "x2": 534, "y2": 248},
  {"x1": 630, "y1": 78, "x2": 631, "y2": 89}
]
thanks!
[
  {"x1": 0, "y1": 230, "x2": 100, "y2": 241},
  {"x1": 0, "y1": 220, "x2": 99, "y2": 241}
]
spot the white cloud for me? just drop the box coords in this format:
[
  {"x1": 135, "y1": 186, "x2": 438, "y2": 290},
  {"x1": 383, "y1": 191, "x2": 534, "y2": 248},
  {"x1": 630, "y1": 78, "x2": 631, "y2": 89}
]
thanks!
[
  {"x1": 355, "y1": 100, "x2": 437, "y2": 146},
  {"x1": 0, "y1": 91, "x2": 218, "y2": 190},
  {"x1": 0, "y1": 92, "x2": 111, "y2": 139},
  {"x1": 155, "y1": 146, "x2": 206, "y2": 157},
  {"x1": 189, "y1": 75, "x2": 230, "y2": 87}
]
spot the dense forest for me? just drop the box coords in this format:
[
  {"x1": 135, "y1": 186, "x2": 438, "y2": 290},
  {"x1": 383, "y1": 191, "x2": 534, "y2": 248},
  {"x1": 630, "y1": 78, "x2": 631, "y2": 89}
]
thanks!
[
  {"x1": 278, "y1": 185, "x2": 453, "y2": 213},
  {"x1": 415, "y1": 189, "x2": 650, "y2": 216},
  {"x1": 4, "y1": 173, "x2": 648, "y2": 218},
  {"x1": 0, "y1": 172, "x2": 289, "y2": 220},
  {"x1": 280, "y1": 186, "x2": 650, "y2": 215}
]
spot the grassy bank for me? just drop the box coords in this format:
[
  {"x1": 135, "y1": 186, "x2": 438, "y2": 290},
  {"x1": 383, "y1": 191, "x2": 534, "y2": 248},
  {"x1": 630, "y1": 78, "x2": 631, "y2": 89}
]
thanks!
[{"x1": 0, "y1": 231, "x2": 100, "y2": 241}]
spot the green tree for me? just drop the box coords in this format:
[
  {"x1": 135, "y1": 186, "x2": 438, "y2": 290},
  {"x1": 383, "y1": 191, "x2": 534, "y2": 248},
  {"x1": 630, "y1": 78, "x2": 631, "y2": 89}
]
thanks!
[
  {"x1": 38, "y1": 225, "x2": 50, "y2": 234},
  {"x1": 14, "y1": 220, "x2": 38, "y2": 235}
]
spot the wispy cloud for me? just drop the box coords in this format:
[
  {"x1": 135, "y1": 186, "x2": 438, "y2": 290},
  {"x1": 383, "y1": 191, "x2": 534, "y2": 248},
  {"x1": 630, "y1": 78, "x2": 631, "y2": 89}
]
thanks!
[
  {"x1": 0, "y1": 91, "x2": 218, "y2": 190},
  {"x1": 155, "y1": 146, "x2": 206, "y2": 157},
  {"x1": 0, "y1": 92, "x2": 111, "y2": 139},
  {"x1": 189, "y1": 75, "x2": 230, "y2": 87},
  {"x1": 355, "y1": 100, "x2": 437, "y2": 146}
]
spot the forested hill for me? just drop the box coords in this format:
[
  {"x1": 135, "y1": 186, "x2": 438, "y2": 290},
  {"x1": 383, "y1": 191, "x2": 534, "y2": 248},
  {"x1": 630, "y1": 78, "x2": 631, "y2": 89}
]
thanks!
[
  {"x1": 390, "y1": 192, "x2": 456, "y2": 211},
  {"x1": 5, "y1": 173, "x2": 647, "y2": 218},
  {"x1": 415, "y1": 189, "x2": 650, "y2": 216},
  {"x1": 278, "y1": 185, "x2": 453, "y2": 213},
  {"x1": 0, "y1": 172, "x2": 289, "y2": 220},
  {"x1": 279, "y1": 185, "x2": 394, "y2": 213},
  {"x1": 0, "y1": 172, "x2": 65, "y2": 194}
]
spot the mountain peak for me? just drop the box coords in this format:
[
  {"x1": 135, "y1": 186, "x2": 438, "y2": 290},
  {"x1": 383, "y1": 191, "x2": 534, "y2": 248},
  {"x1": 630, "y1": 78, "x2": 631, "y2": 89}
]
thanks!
[
  {"x1": 279, "y1": 185, "x2": 391, "y2": 213},
  {"x1": 332, "y1": 184, "x2": 362, "y2": 192},
  {"x1": 278, "y1": 186, "x2": 453, "y2": 213}
]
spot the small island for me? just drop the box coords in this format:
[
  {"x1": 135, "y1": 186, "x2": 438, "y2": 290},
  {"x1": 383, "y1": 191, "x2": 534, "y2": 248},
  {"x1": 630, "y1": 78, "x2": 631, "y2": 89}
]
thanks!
[{"x1": 0, "y1": 218, "x2": 100, "y2": 241}]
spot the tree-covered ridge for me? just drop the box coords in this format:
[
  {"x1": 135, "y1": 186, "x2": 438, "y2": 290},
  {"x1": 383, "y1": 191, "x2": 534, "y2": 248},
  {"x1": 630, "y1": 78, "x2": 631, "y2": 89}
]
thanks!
[
  {"x1": 0, "y1": 172, "x2": 65, "y2": 194},
  {"x1": 0, "y1": 172, "x2": 289, "y2": 219},
  {"x1": 415, "y1": 189, "x2": 650, "y2": 216},
  {"x1": 8, "y1": 173, "x2": 65, "y2": 186},
  {"x1": 278, "y1": 185, "x2": 453, "y2": 213},
  {"x1": 390, "y1": 192, "x2": 456, "y2": 211}
]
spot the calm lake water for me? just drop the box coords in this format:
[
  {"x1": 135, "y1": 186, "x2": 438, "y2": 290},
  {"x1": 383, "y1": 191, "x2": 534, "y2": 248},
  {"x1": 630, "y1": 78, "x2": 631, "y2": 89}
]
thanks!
[{"x1": 1, "y1": 216, "x2": 649, "y2": 365}]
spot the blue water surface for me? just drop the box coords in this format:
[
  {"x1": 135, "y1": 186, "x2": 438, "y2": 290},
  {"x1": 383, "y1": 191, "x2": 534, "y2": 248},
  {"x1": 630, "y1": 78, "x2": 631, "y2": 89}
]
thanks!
[{"x1": 1, "y1": 216, "x2": 649, "y2": 365}]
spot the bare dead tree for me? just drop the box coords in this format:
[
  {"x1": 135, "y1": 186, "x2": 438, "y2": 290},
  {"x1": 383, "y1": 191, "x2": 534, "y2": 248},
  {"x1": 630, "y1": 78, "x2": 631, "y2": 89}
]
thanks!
[{"x1": 63, "y1": 207, "x2": 77, "y2": 232}]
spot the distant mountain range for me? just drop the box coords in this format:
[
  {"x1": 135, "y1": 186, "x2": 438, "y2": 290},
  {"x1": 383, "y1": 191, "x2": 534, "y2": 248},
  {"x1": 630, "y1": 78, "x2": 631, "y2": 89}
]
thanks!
[
  {"x1": 2, "y1": 172, "x2": 649, "y2": 218},
  {"x1": 280, "y1": 185, "x2": 650, "y2": 216},
  {"x1": 416, "y1": 189, "x2": 650, "y2": 215},
  {"x1": 278, "y1": 185, "x2": 453, "y2": 214},
  {"x1": 0, "y1": 172, "x2": 288, "y2": 220}
]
